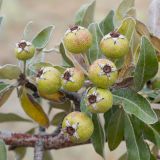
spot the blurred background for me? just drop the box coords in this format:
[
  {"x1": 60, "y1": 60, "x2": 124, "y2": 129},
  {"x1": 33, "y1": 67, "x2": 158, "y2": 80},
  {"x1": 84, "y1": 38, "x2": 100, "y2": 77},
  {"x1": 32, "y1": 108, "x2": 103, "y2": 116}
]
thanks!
[{"x1": 0, "y1": 0, "x2": 151, "y2": 159}]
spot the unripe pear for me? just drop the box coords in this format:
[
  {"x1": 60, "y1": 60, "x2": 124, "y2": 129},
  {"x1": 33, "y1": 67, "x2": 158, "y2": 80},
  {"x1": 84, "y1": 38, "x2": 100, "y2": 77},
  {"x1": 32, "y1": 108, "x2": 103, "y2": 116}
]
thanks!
[
  {"x1": 100, "y1": 32, "x2": 129, "y2": 59},
  {"x1": 152, "y1": 78, "x2": 160, "y2": 89},
  {"x1": 36, "y1": 67, "x2": 61, "y2": 95},
  {"x1": 15, "y1": 40, "x2": 35, "y2": 61},
  {"x1": 85, "y1": 87, "x2": 113, "y2": 113},
  {"x1": 152, "y1": 62, "x2": 160, "y2": 89},
  {"x1": 88, "y1": 59, "x2": 118, "y2": 88},
  {"x1": 62, "y1": 67, "x2": 84, "y2": 92},
  {"x1": 62, "y1": 111, "x2": 94, "y2": 143},
  {"x1": 63, "y1": 25, "x2": 92, "y2": 54}
]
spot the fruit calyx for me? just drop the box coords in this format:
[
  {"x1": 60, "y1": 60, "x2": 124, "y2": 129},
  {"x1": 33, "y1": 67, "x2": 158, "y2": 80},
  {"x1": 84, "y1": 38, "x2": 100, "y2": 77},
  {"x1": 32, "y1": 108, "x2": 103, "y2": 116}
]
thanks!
[
  {"x1": 69, "y1": 25, "x2": 79, "y2": 32},
  {"x1": 110, "y1": 31, "x2": 120, "y2": 38},
  {"x1": 64, "y1": 119, "x2": 79, "y2": 139},
  {"x1": 63, "y1": 71, "x2": 72, "y2": 81},
  {"x1": 16, "y1": 40, "x2": 32, "y2": 53},
  {"x1": 86, "y1": 89, "x2": 104, "y2": 110},
  {"x1": 98, "y1": 63, "x2": 116, "y2": 77},
  {"x1": 88, "y1": 94, "x2": 97, "y2": 104},
  {"x1": 103, "y1": 64, "x2": 112, "y2": 74},
  {"x1": 62, "y1": 69, "x2": 74, "y2": 83},
  {"x1": 37, "y1": 69, "x2": 44, "y2": 78}
]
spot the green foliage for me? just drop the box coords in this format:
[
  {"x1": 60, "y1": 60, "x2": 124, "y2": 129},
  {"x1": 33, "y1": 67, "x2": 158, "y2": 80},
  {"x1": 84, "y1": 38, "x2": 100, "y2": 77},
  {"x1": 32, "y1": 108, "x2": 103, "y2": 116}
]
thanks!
[
  {"x1": 87, "y1": 23, "x2": 103, "y2": 63},
  {"x1": 0, "y1": 0, "x2": 160, "y2": 159},
  {"x1": 114, "y1": 0, "x2": 135, "y2": 27},
  {"x1": 0, "y1": 140, "x2": 7, "y2": 160},
  {"x1": 0, "y1": 113, "x2": 31, "y2": 123},
  {"x1": 99, "y1": 10, "x2": 114, "y2": 35},
  {"x1": 0, "y1": 64, "x2": 21, "y2": 80},
  {"x1": 75, "y1": 1, "x2": 95, "y2": 27},
  {"x1": 124, "y1": 114, "x2": 150, "y2": 160},
  {"x1": 107, "y1": 109, "x2": 124, "y2": 150},
  {"x1": 118, "y1": 17, "x2": 136, "y2": 43},
  {"x1": 113, "y1": 89, "x2": 157, "y2": 124},
  {"x1": 32, "y1": 25, "x2": 55, "y2": 49},
  {"x1": 59, "y1": 42, "x2": 74, "y2": 67},
  {"x1": 51, "y1": 112, "x2": 66, "y2": 126},
  {"x1": 134, "y1": 37, "x2": 158, "y2": 91},
  {"x1": 91, "y1": 114, "x2": 105, "y2": 157}
]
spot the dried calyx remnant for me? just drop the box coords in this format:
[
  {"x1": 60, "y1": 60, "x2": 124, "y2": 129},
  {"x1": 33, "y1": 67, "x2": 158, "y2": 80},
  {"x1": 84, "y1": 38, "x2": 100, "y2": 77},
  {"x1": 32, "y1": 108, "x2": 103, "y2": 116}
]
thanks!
[
  {"x1": 88, "y1": 94, "x2": 97, "y2": 104},
  {"x1": 66, "y1": 126, "x2": 76, "y2": 136},
  {"x1": 69, "y1": 25, "x2": 79, "y2": 32},
  {"x1": 110, "y1": 31, "x2": 120, "y2": 38},
  {"x1": 37, "y1": 69, "x2": 44, "y2": 78},
  {"x1": 18, "y1": 41, "x2": 27, "y2": 50},
  {"x1": 102, "y1": 64, "x2": 112, "y2": 75},
  {"x1": 63, "y1": 71, "x2": 72, "y2": 81}
]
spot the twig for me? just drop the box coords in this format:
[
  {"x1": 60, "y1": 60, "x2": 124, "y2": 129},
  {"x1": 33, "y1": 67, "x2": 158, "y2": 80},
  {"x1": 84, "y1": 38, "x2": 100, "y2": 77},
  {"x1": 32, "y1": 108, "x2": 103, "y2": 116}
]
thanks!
[
  {"x1": 0, "y1": 131, "x2": 89, "y2": 150},
  {"x1": 34, "y1": 140, "x2": 44, "y2": 160}
]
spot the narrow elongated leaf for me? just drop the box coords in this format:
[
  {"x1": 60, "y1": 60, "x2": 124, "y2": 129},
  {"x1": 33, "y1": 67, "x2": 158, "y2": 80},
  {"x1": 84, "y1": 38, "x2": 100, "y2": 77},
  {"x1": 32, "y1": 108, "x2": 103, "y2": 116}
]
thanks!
[
  {"x1": 113, "y1": 89, "x2": 158, "y2": 124},
  {"x1": 91, "y1": 114, "x2": 105, "y2": 157},
  {"x1": 119, "y1": 153, "x2": 127, "y2": 160},
  {"x1": 32, "y1": 25, "x2": 54, "y2": 49},
  {"x1": 14, "y1": 148, "x2": 26, "y2": 160},
  {"x1": 59, "y1": 43, "x2": 73, "y2": 67},
  {"x1": 114, "y1": 0, "x2": 135, "y2": 26},
  {"x1": 0, "y1": 16, "x2": 3, "y2": 26},
  {"x1": 51, "y1": 112, "x2": 66, "y2": 126},
  {"x1": 104, "y1": 106, "x2": 118, "y2": 134},
  {"x1": 126, "y1": 7, "x2": 136, "y2": 18},
  {"x1": 50, "y1": 100, "x2": 71, "y2": 111},
  {"x1": 14, "y1": 128, "x2": 35, "y2": 160},
  {"x1": 0, "y1": 64, "x2": 21, "y2": 80},
  {"x1": 143, "y1": 123, "x2": 160, "y2": 148},
  {"x1": 124, "y1": 114, "x2": 150, "y2": 160},
  {"x1": 0, "y1": 83, "x2": 8, "y2": 91},
  {"x1": 150, "y1": 35, "x2": 160, "y2": 53},
  {"x1": 44, "y1": 151, "x2": 53, "y2": 160},
  {"x1": 23, "y1": 21, "x2": 33, "y2": 41},
  {"x1": 0, "y1": 140, "x2": 7, "y2": 160},
  {"x1": 0, "y1": 88, "x2": 14, "y2": 108},
  {"x1": 118, "y1": 17, "x2": 136, "y2": 43},
  {"x1": 87, "y1": 23, "x2": 103, "y2": 63},
  {"x1": 107, "y1": 109, "x2": 124, "y2": 150},
  {"x1": 0, "y1": 113, "x2": 31, "y2": 123},
  {"x1": 53, "y1": 65, "x2": 65, "y2": 74},
  {"x1": 134, "y1": 36, "x2": 158, "y2": 91},
  {"x1": 80, "y1": 93, "x2": 92, "y2": 117},
  {"x1": 75, "y1": 1, "x2": 95, "y2": 27},
  {"x1": 30, "y1": 62, "x2": 65, "y2": 74},
  {"x1": 31, "y1": 62, "x2": 52, "y2": 70},
  {"x1": 150, "y1": 154, "x2": 156, "y2": 160},
  {"x1": 99, "y1": 10, "x2": 114, "y2": 35},
  {"x1": 136, "y1": 20, "x2": 150, "y2": 37},
  {"x1": 41, "y1": 91, "x2": 66, "y2": 104},
  {"x1": 20, "y1": 88, "x2": 49, "y2": 127}
]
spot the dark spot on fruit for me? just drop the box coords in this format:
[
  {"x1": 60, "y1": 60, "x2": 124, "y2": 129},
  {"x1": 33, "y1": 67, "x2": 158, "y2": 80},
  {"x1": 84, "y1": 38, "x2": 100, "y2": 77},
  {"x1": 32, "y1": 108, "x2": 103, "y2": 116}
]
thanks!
[
  {"x1": 110, "y1": 31, "x2": 120, "y2": 38},
  {"x1": 70, "y1": 25, "x2": 79, "y2": 32},
  {"x1": 88, "y1": 94, "x2": 97, "y2": 104},
  {"x1": 63, "y1": 71, "x2": 71, "y2": 81},
  {"x1": 66, "y1": 126, "x2": 75, "y2": 136},
  {"x1": 103, "y1": 64, "x2": 112, "y2": 74},
  {"x1": 18, "y1": 42, "x2": 27, "y2": 49},
  {"x1": 37, "y1": 69, "x2": 43, "y2": 78}
]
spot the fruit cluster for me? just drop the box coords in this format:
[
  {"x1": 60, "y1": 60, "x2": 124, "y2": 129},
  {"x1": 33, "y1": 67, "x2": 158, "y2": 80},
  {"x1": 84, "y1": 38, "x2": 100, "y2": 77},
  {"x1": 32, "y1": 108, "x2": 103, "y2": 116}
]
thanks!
[{"x1": 15, "y1": 25, "x2": 129, "y2": 144}]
